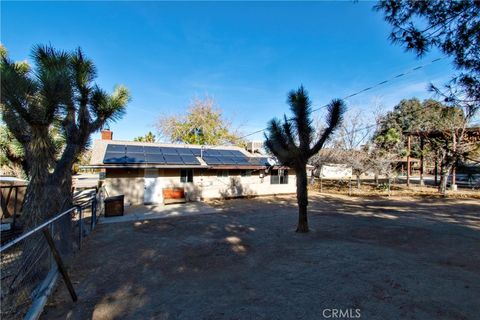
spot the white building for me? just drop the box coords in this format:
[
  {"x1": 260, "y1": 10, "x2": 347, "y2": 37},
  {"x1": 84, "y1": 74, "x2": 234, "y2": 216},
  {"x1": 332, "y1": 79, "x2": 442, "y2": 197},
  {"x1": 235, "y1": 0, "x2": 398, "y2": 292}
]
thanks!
[{"x1": 85, "y1": 131, "x2": 298, "y2": 205}]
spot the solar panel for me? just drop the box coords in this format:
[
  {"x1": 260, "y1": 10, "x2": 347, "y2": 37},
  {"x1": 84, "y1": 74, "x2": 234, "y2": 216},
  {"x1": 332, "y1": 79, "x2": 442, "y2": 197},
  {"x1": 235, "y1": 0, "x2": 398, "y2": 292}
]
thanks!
[
  {"x1": 164, "y1": 154, "x2": 184, "y2": 164},
  {"x1": 106, "y1": 144, "x2": 126, "y2": 153},
  {"x1": 187, "y1": 148, "x2": 200, "y2": 156},
  {"x1": 204, "y1": 149, "x2": 221, "y2": 156},
  {"x1": 144, "y1": 146, "x2": 162, "y2": 154},
  {"x1": 203, "y1": 156, "x2": 222, "y2": 164},
  {"x1": 103, "y1": 143, "x2": 260, "y2": 166},
  {"x1": 235, "y1": 157, "x2": 252, "y2": 165},
  {"x1": 125, "y1": 152, "x2": 146, "y2": 163},
  {"x1": 181, "y1": 155, "x2": 200, "y2": 165},
  {"x1": 219, "y1": 156, "x2": 238, "y2": 165},
  {"x1": 161, "y1": 148, "x2": 178, "y2": 155},
  {"x1": 126, "y1": 145, "x2": 144, "y2": 153},
  {"x1": 104, "y1": 152, "x2": 126, "y2": 164},
  {"x1": 177, "y1": 148, "x2": 193, "y2": 155},
  {"x1": 216, "y1": 150, "x2": 231, "y2": 156},
  {"x1": 145, "y1": 153, "x2": 165, "y2": 163},
  {"x1": 230, "y1": 150, "x2": 245, "y2": 157}
]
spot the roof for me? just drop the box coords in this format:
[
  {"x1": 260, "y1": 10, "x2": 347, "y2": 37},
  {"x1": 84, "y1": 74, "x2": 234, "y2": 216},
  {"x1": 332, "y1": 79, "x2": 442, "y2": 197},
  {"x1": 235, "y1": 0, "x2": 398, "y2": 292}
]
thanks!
[
  {"x1": 406, "y1": 126, "x2": 480, "y2": 139},
  {"x1": 88, "y1": 139, "x2": 277, "y2": 169}
]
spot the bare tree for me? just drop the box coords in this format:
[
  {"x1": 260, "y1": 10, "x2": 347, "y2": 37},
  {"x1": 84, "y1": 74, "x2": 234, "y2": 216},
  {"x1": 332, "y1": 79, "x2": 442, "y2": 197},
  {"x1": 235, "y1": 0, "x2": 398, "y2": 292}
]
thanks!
[{"x1": 336, "y1": 110, "x2": 375, "y2": 187}]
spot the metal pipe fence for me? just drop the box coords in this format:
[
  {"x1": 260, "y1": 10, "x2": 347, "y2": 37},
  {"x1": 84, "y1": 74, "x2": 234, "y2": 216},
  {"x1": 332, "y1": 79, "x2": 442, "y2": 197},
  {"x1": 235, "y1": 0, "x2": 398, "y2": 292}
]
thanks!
[{"x1": 0, "y1": 193, "x2": 103, "y2": 320}]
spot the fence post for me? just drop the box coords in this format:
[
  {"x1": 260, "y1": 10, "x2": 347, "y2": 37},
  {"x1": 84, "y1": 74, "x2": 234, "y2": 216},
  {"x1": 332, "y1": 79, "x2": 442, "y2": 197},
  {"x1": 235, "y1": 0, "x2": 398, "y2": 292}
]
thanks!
[
  {"x1": 77, "y1": 206, "x2": 83, "y2": 250},
  {"x1": 12, "y1": 187, "x2": 18, "y2": 229},
  {"x1": 42, "y1": 228, "x2": 77, "y2": 302},
  {"x1": 91, "y1": 198, "x2": 97, "y2": 231}
]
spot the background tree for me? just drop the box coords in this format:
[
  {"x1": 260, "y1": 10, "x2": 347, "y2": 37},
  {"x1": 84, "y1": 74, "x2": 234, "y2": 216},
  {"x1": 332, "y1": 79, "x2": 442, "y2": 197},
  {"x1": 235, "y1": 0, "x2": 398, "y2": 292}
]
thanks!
[
  {"x1": 0, "y1": 125, "x2": 27, "y2": 177},
  {"x1": 376, "y1": 0, "x2": 480, "y2": 192},
  {"x1": 1, "y1": 45, "x2": 130, "y2": 227},
  {"x1": 265, "y1": 86, "x2": 345, "y2": 233},
  {"x1": 373, "y1": 98, "x2": 466, "y2": 192},
  {"x1": 134, "y1": 131, "x2": 156, "y2": 143},
  {"x1": 0, "y1": 124, "x2": 67, "y2": 178},
  {"x1": 370, "y1": 127, "x2": 403, "y2": 187},
  {"x1": 375, "y1": 0, "x2": 480, "y2": 106},
  {"x1": 336, "y1": 110, "x2": 375, "y2": 187},
  {"x1": 156, "y1": 96, "x2": 245, "y2": 146}
]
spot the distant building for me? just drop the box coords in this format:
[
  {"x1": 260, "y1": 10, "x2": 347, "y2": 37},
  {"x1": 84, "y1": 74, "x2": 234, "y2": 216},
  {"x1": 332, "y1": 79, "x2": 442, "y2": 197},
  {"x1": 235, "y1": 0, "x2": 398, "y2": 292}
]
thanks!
[{"x1": 84, "y1": 131, "x2": 299, "y2": 205}]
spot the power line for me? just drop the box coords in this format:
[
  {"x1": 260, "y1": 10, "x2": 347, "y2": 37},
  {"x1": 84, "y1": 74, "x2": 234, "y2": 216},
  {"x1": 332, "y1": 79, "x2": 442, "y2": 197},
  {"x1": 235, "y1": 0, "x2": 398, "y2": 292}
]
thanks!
[{"x1": 236, "y1": 57, "x2": 445, "y2": 141}]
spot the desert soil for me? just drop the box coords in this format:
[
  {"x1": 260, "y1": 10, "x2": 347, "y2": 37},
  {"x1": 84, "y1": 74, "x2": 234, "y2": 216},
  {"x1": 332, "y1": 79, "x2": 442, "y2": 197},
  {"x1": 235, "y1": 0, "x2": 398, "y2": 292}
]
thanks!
[{"x1": 42, "y1": 192, "x2": 480, "y2": 320}]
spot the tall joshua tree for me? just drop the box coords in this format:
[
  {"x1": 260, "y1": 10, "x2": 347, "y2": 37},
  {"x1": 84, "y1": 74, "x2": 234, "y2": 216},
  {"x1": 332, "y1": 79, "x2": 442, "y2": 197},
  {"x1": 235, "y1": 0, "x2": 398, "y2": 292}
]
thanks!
[
  {"x1": 265, "y1": 86, "x2": 345, "y2": 233},
  {"x1": 1, "y1": 45, "x2": 130, "y2": 227}
]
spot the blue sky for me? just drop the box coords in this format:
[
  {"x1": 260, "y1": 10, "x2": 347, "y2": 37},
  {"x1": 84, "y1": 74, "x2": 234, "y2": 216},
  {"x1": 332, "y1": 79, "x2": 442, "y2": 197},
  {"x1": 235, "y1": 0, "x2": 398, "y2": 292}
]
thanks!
[{"x1": 2, "y1": 1, "x2": 458, "y2": 142}]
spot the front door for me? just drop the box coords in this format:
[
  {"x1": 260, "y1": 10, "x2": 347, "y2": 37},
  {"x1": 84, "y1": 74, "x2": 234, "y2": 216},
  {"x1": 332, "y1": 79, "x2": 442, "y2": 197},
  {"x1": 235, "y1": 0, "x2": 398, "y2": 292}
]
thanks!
[{"x1": 144, "y1": 168, "x2": 162, "y2": 204}]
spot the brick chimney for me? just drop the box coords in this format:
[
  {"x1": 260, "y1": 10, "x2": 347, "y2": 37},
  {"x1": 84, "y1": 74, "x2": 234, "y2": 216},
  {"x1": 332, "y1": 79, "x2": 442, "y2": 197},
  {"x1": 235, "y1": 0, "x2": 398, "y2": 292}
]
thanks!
[{"x1": 101, "y1": 129, "x2": 113, "y2": 140}]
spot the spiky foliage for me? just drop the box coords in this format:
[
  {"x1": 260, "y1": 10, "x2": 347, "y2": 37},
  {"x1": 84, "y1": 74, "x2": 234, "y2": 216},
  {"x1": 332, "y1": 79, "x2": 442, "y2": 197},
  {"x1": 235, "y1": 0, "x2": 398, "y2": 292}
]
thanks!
[
  {"x1": 265, "y1": 86, "x2": 345, "y2": 232},
  {"x1": 0, "y1": 45, "x2": 130, "y2": 226}
]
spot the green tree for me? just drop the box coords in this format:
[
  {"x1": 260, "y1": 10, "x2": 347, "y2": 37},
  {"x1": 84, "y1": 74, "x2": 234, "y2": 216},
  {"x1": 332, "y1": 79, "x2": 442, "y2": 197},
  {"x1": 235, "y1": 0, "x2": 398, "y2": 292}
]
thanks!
[
  {"x1": 265, "y1": 86, "x2": 345, "y2": 233},
  {"x1": 134, "y1": 131, "x2": 156, "y2": 143},
  {"x1": 0, "y1": 125, "x2": 27, "y2": 176},
  {"x1": 1, "y1": 45, "x2": 130, "y2": 227},
  {"x1": 376, "y1": 0, "x2": 480, "y2": 192},
  {"x1": 375, "y1": 0, "x2": 480, "y2": 109},
  {"x1": 156, "y1": 97, "x2": 245, "y2": 146},
  {"x1": 373, "y1": 98, "x2": 465, "y2": 191},
  {"x1": 0, "y1": 124, "x2": 67, "y2": 178}
]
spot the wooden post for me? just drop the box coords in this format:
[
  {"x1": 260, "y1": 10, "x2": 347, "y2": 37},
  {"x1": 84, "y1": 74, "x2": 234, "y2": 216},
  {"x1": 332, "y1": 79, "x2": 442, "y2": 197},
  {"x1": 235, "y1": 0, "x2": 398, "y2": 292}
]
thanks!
[
  {"x1": 451, "y1": 132, "x2": 457, "y2": 190},
  {"x1": 78, "y1": 207, "x2": 83, "y2": 250},
  {"x1": 42, "y1": 228, "x2": 77, "y2": 302},
  {"x1": 407, "y1": 135, "x2": 411, "y2": 187},
  {"x1": 388, "y1": 177, "x2": 391, "y2": 196},
  {"x1": 419, "y1": 137, "x2": 424, "y2": 186},
  {"x1": 434, "y1": 152, "x2": 438, "y2": 186},
  {"x1": 320, "y1": 177, "x2": 323, "y2": 193},
  {"x1": 12, "y1": 187, "x2": 18, "y2": 229}
]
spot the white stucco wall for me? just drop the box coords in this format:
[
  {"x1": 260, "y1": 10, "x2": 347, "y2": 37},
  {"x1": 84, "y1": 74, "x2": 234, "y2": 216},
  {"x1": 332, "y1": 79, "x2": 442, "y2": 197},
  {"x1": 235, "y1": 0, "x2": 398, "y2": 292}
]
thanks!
[{"x1": 104, "y1": 168, "x2": 296, "y2": 205}]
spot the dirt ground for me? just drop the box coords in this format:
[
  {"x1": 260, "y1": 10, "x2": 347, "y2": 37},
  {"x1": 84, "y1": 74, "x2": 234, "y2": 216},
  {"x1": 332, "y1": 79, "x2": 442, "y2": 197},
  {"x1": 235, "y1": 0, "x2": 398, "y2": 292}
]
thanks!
[{"x1": 42, "y1": 192, "x2": 480, "y2": 320}]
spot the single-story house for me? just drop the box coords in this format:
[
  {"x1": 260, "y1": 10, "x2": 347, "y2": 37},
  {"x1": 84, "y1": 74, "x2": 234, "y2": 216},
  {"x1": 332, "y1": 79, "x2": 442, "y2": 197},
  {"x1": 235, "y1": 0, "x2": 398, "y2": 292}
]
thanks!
[{"x1": 85, "y1": 131, "x2": 299, "y2": 205}]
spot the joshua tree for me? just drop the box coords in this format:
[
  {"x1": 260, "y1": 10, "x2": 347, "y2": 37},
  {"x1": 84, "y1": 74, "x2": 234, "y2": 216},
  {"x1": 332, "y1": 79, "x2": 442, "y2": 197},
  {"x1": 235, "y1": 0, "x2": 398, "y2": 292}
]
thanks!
[
  {"x1": 1, "y1": 45, "x2": 130, "y2": 227},
  {"x1": 265, "y1": 86, "x2": 345, "y2": 232}
]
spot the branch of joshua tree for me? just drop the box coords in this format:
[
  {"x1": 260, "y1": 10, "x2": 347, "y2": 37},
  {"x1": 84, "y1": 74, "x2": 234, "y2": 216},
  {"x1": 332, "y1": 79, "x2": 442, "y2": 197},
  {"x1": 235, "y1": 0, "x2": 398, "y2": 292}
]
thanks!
[
  {"x1": 0, "y1": 44, "x2": 130, "y2": 226},
  {"x1": 310, "y1": 99, "x2": 346, "y2": 156}
]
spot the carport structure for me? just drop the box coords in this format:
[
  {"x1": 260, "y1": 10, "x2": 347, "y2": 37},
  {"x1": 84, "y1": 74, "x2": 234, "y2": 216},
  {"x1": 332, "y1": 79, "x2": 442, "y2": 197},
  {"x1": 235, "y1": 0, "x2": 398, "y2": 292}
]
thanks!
[{"x1": 405, "y1": 126, "x2": 480, "y2": 187}]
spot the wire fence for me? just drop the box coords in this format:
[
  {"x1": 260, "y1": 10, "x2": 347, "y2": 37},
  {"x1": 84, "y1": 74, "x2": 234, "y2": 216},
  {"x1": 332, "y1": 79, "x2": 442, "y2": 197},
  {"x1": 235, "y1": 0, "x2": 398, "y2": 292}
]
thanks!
[{"x1": 0, "y1": 190, "x2": 104, "y2": 320}]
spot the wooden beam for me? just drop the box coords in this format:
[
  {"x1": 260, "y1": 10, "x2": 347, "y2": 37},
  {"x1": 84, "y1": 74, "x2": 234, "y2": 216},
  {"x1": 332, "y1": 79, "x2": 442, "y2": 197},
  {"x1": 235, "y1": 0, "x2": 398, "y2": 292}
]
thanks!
[
  {"x1": 42, "y1": 228, "x2": 77, "y2": 302},
  {"x1": 407, "y1": 135, "x2": 411, "y2": 187},
  {"x1": 420, "y1": 137, "x2": 424, "y2": 186}
]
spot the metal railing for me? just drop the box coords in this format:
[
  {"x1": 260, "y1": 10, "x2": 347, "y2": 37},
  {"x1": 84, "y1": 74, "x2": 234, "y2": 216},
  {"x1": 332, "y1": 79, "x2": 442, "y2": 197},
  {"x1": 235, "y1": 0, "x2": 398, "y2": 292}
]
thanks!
[{"x1": 0, "y1": 193, "x2": 102, "y2": 320}]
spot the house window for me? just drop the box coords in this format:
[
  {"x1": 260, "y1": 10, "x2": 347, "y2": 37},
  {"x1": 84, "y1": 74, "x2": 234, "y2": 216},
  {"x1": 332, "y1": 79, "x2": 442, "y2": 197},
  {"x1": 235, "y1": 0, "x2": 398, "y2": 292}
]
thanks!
[
  {"x1": 217, "y1": 170, "x2": 229, "y2": 178},
  {"x1": 270, "y1": 169, "x2": 288, "y2": 184},
  {"x1": 241, "y1": 169, "x2": 252, "y2": 177},
  {"x1": 180, "y1": 169, "x2": 193, "y2": 183}
]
